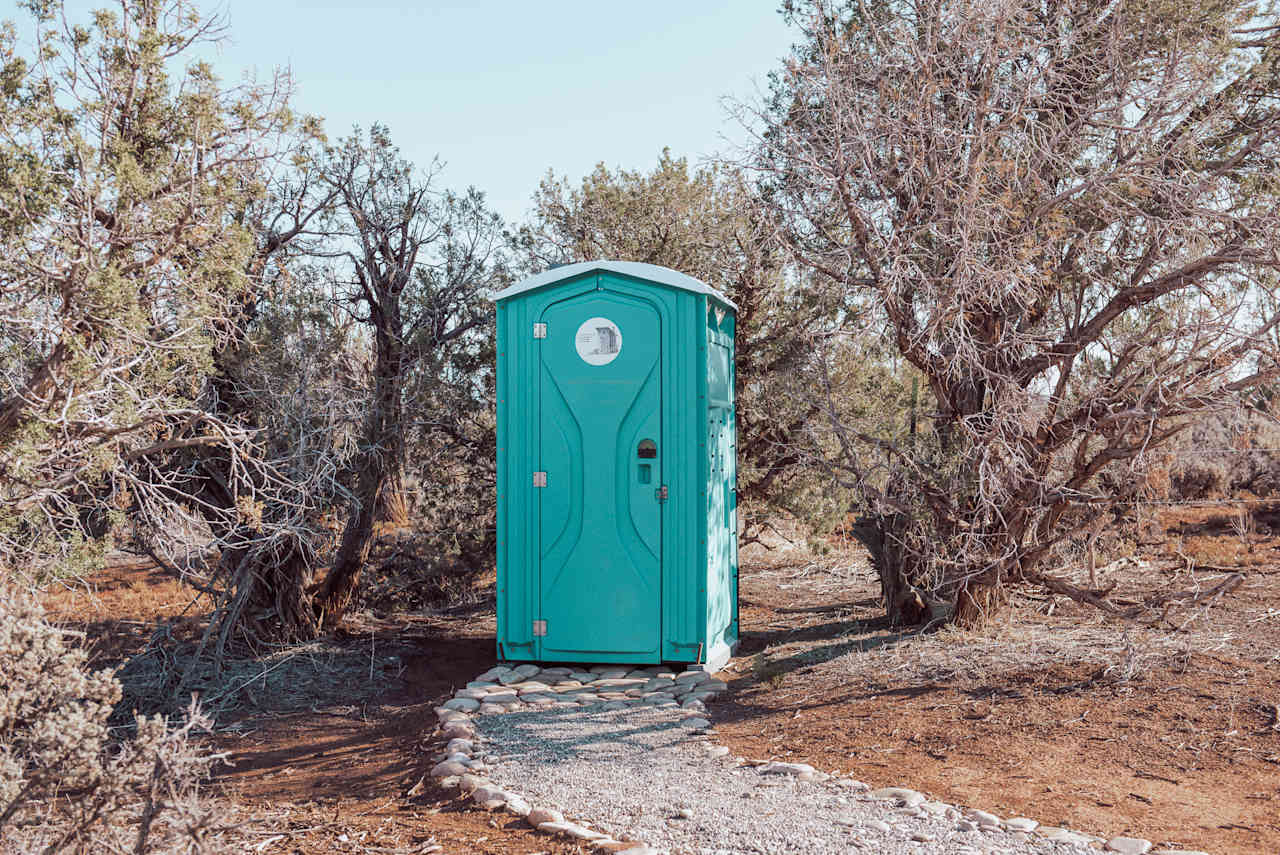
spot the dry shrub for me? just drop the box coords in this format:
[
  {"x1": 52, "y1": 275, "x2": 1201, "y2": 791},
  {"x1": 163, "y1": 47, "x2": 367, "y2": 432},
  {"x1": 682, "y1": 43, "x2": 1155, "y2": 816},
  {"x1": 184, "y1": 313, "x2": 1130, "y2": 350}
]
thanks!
[
  {"x1": 0, "y1": 590, "x2": 237, "y2": 854},
  {"x1": 1170, "y1": 460, "x2": 1228, "y2": 500}
]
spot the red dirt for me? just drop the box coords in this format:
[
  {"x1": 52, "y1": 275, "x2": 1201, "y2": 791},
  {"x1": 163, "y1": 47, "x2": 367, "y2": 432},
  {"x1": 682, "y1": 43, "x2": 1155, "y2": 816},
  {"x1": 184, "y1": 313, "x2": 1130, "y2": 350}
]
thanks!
[
  {"x1": 711, "y1": 508, "x2": 1280, "y2": 855},
  {"x1": 42, "y1": 562, "x2": 590, "y2": 854},
  {"x1": 40, "y1": 505, "x2": 1280, "y2": 854}
]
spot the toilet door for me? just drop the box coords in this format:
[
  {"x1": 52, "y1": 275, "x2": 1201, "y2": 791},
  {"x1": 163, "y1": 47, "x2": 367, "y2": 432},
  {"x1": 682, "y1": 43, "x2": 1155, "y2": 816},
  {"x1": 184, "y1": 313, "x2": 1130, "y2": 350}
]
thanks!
[{"x1": 536, "y1": 289, "x2": 662, "y2": 659}]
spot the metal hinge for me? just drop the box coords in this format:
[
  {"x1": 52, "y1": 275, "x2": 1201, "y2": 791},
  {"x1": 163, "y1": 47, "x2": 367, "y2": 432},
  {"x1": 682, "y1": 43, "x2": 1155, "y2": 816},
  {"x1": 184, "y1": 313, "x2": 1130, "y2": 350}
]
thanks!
[
  {"x1": 533, "y1": 471, "x2": 547, "y2": 487},
  {"x1": 532, "y1": 619, "x2": 547, "y2": 637},
  {"x1": 533, "y1": 322, "x2": 547, "y2": 339},
  {"x1": 655, "y1": 485, "x2": 668, "y2": 502}
]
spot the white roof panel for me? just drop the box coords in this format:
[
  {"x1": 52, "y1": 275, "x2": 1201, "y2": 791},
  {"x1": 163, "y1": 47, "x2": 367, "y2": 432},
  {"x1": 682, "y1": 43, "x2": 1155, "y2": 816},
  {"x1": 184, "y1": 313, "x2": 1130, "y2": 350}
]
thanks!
[{"x1": 492, "y1": 260, "x2": 736, "y2": 311}]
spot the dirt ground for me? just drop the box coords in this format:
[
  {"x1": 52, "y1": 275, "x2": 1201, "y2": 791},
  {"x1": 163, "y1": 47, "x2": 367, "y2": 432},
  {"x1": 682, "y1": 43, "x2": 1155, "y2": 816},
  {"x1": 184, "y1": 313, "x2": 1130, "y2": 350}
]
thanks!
[
  {"x1": 713, "y1": 506, "x2": 1280, "y2": 855},
  {"x1": 43, "y1": 564, "x2": 587, "y2": 855},
  {"x1": 39, "y1": 503, "x2": 1280, "y2": 854}
]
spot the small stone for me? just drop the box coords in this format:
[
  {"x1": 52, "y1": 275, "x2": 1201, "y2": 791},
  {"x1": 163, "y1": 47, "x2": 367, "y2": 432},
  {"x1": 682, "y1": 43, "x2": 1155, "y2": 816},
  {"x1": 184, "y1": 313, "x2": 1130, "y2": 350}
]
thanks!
[
  {"x1": 440, "y1": 723, "x2": 474, "y2": 741},
  {"x1": 512, "y1": 663, "x2": 541, "y2": 678},
  {"x1": 435, "y1": 708, "x2": 467, "y2": 723},
  {"x1": 681, "y1": 699, "x2": 707, "y2": 712},
  {"x1": 476, "y1": 668, "x2": 509, "y2": 682},
  {"x1": 836, "y1": 778, "x2": 869, "y2": 792},
  {"x1": 603, "y1": 700, "x2": 629, "y2": 710},
  {"x1": 512, "y1": 681, "x2": 551, "y2": 693},
  {"x1": 1005, "y1": 817, "x2": 1039, "y2": 832},
  {"x1": 497, "y1": 671, "x2": 524, "y2": 685},
  {"x1": 430, "y1": 760, "x2": 467, "y2": 777},
  {"x1": 956, "y1": 820, "x2": 978, "y2": 832},
  {"x1": 1043, "y1": 829, "x2": 1094, "y2": 847},
  {"x1": 505, "y1": 794, "x2": 532, "y2": 817},
  {"x1": 444, "y1": 751, "x2": 470, "y2": 764},
  {"x1": 472, "y1": 786, "x2": 508, "y2": 809},
  {"x1": 482, "y1": 691, "x2": 518, "y2": 705},
  {"x1": 456, "y1": 773, "x2": 485, "y2": 793},
  {"x1": 443, "y1": 697, "x2": 480, "y2": 712},
  {"x1": 477, "y1": 703, "x2": 505, "y2": 715},
  {"x1": 526, "y1": 807, "x2": 564, "y2": 826},
  {"x1": 705, "y1": 745, "x2": 730, "y2": 758},
  {"x1": 870, "y1": 787, "x2": 926, "y2": 807},
  {"x1": 911, "y1": 832, "x2": 935, "y2": 842},
  {"x1": 445, "y1": 738, "x2": 473, "y2": 754},
  {"x1": 675, "y1": 808, "x2": 694, "y2": 819},
  {"x1": 466, "y1": 680, "x2": 498, "y2": 690},
  {"x1": 832, "y1": 814, "x2": 859, "y2": 827},
  {"x1": 966, "y1": 809, "x2": 1001, "y2": 827},
  {"x1": 1107, "y1": 838, "x2": 1153, "y2": 854},
  {"x1": 760, "y1": 761, "x2": 816, "y2": 776},
  {"x1": 865, "y1": 819, "x2": 892, "y2": 834},
  {"x1": 643, "y1": 678, "x2": 677, "y2": 691},
  {"x1": 570, "y1": 671, "x2": 597, "y2": 682},
  {"x1": 681, "y1": 717, "x2": 711, "y2": 729},
  {"x1": 676, "y1": 670, "x2": 711, "y2": 684},
  {"x1": 550, "y1": 822, "x2": 607, "y2": 841},
  {"x1": 920, "y1": 800, "x2": 951, "y2": 817},
  {"x1": 455, "y1": 688, "x2": 490, "y2": 700}
]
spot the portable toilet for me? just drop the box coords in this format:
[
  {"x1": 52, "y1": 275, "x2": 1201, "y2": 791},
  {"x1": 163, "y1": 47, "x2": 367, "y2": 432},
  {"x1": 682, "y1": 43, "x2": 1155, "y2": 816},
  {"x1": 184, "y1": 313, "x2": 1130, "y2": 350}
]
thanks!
[{"x1": 492, "y1": 260, "x2": 738, "y2": 670}]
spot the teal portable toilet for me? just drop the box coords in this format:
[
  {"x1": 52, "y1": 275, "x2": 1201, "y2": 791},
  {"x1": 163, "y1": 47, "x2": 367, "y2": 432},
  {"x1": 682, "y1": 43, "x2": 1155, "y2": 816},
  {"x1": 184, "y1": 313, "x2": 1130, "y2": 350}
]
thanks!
[{"x1": 492, "y1": 261, "x2": 738, "y2": 670}]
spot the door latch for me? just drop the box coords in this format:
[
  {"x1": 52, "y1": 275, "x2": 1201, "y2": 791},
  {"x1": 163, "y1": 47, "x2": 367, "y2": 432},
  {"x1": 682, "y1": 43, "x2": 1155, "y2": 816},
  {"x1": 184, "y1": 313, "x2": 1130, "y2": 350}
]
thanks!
[
  {"x1": 533, "y1": 471, "x2": 547, "y2": 487},
  {"x1": 533, "y1": 322, "x2": 547, "y2": 339},
  {"x1": 532, "y1": 619, "x2": 547, "y2": 637},
  {"x1": 655, "y1": 485, "x2": 668, "y2": 502}
]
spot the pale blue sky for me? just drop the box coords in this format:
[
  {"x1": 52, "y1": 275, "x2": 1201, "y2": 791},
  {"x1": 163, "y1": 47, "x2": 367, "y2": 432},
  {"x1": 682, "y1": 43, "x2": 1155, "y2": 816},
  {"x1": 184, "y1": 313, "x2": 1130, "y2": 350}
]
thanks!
[{"x1": 5, "y1": 1, "x2": 795, "y2": 224}]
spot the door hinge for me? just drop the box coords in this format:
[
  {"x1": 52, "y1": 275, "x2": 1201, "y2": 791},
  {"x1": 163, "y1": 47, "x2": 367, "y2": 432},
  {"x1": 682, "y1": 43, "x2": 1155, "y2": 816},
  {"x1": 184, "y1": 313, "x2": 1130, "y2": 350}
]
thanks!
[
  {"x1": 655, "y1": 485, "x2": 668, "y2": 502},
  {"x1": 533, "y1": 322, "x2": 547, "y2": 339},
  {"x1": 532, "y1": 619, "x2": 547, "y2": 637},
  {"x1": 533, "y1": 471, "x2": 547, "y2": 487}
]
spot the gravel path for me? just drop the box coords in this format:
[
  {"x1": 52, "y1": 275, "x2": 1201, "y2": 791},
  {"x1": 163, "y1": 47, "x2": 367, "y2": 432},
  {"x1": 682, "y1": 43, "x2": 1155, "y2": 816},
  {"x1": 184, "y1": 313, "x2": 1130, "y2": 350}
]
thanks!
[{"x1": 474, "y1": 704, "x2": 1099, "y2": 855}]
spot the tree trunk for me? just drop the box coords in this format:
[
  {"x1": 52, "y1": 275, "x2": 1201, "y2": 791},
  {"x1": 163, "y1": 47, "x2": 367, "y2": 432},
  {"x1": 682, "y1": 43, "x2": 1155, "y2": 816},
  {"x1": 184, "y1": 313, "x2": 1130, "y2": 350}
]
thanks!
[
  {"x1": 850, "y1": 514, "x2": 933, "y2": 625},
  {"x1": 312, "y1": 461, "x2": 383, "y2": 627},
  {"x1": 313, "y1": 312, "x2": 404, "y2": 627},
  {"x1": 952, "y1": 576, "x2": 1007, "y2": 628},
  {"x1": 375, "y1": 459, "x2": 410, "y2": 527}
]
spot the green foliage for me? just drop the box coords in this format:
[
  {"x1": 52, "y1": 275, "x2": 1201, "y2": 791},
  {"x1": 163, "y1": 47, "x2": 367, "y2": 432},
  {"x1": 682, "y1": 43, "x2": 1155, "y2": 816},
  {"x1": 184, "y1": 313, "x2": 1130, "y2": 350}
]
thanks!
[
  {"x1": 515, "y1": 150, "x2": 864, "y2": 536},
  {"x1": 0, "y1": 0, "x2": 295, "y2": 581}
]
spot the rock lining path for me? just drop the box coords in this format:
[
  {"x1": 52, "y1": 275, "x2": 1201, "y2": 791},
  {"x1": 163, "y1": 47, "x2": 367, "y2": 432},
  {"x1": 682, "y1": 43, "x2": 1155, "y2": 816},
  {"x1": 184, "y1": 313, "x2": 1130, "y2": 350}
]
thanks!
[{"x1": 427, "y1": 664, "x2": 1207, "y2": 855}]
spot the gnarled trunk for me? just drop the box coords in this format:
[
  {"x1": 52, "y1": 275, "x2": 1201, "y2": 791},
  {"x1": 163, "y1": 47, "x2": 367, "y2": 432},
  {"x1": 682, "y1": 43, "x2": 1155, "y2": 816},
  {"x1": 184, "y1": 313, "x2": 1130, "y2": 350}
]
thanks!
[{"x1": 313, "y1": 313, "x2": 403, "y2": 627}]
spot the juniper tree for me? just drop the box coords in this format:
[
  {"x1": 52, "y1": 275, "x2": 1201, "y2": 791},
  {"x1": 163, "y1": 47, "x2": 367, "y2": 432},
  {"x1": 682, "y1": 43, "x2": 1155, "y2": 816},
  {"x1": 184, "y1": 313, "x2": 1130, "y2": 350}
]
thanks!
[
  {"x1": 0, "y1": 0, "x2": 298, "y2": 580},
  {"x1": 755, "y1": 0, "x2": 1280, "y2": 624},
  {"x1": 515, "y1": 151, "x2": 855, "y2": 539}
]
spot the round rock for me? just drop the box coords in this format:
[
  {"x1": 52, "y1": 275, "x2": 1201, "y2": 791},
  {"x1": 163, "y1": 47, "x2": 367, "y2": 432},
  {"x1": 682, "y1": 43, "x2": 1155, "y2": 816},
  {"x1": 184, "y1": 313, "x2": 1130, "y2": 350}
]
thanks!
[
  {"x1": 870, "y1": 787, "x2": 926, "y2": 807},
  {"x1": 526, "y1": 806, "x2": 564, "y2": 827}
]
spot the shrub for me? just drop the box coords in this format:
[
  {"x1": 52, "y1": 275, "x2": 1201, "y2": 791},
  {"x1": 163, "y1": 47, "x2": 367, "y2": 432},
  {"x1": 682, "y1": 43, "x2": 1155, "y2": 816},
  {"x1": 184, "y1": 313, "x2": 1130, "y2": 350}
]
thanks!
[{"x1": 0, "y1": 590, "x2": 230, "y2": 854}]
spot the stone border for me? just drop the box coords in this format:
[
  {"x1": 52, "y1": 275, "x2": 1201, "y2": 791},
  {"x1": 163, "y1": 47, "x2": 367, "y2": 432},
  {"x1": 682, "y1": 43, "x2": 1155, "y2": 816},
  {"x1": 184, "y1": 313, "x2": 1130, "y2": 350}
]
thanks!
[
  {"x1": 426, "y1": 664, "x2": 1209, "y2": 855},
  {"x1": 427, "y1": 663, "x2": 723, "y2": 854}
]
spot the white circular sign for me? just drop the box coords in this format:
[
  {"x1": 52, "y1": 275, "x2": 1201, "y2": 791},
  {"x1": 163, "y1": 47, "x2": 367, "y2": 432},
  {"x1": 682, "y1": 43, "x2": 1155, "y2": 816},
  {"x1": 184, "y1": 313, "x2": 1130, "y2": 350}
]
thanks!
[{"x1": 575, "y1": 317, "x2": 622, "y2": 366}]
